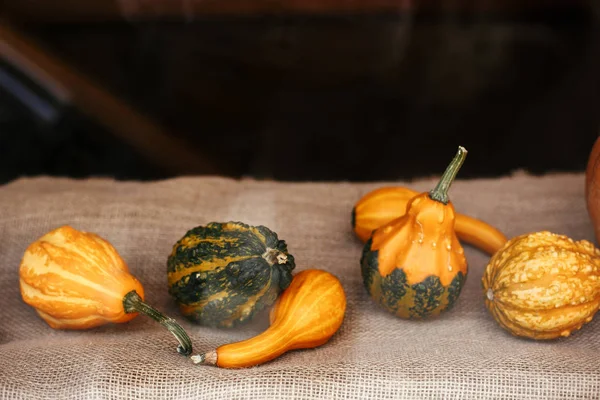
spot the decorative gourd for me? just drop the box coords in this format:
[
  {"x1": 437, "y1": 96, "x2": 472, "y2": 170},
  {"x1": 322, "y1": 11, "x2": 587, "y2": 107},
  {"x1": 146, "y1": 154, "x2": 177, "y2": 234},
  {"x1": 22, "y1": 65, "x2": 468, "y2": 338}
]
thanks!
[
  {"x1": 585, "y1": 135, "x2": 600, "y2": 244},
  {"x1": 361, "y1": 146, "x2": 468, "y2": 319},
  {"x1": 191, "y1": 269, "x2": 346, "y2": 368},
  {"x1": 167, "y1": 221, "x2": 296, "y2": 328},
  {"x1": 19, "y1": 225, "x2": 193, "y2": 355},
  {"x1": 352, "y1": 186, "x2": 507, "y2": 255},
  {"x1": 482, "y1": 231, "x2": 600, "y2": 340}
]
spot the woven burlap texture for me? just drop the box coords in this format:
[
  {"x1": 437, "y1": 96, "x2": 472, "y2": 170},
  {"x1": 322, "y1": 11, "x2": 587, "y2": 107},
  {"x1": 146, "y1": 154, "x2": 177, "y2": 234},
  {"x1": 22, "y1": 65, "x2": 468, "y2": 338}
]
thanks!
[{"x1": 1, "y1": 173, "x2": 598, "y2": 399}]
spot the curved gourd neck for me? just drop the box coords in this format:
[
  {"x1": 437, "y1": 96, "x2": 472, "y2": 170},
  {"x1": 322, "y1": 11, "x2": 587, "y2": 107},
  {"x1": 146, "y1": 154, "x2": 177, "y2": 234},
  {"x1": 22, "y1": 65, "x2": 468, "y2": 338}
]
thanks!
[{"x1": 192, "y1": 325, "x2": 288, "y2": 368}]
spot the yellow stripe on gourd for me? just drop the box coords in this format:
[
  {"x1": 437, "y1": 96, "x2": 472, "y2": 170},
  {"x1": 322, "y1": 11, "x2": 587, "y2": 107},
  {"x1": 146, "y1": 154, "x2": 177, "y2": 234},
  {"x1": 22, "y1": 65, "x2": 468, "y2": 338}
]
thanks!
[
  {"x1": 218, "y1": 273, "x2": 274, "y2": 326},
  {"x1": 31, "y1": 237, "x2": 126, "y2": 291},
  {"x1": 220, "y1": 223, "x2": 267, "y2": 245},
  {"x1": 20, "y1": 280, "x2": 108, "y2": 319},
  {"x1": 42, "y1": 227, "x2": 129, "y2": 277},
  {"x1": 167, "y1": 255, "x2": 257, "y2": 284},
  {"x1": 20, "y1": 247, "x2": 125, "y2": 302},
  {"x1": 174, "y1": 236, "x2": 241, "y2": 253},
  {"x1": 178, "y1": 290, "x2": 230, "y2": 315},
  {"x1": 35, "y1": 309, "x2": 111, "y2": 330},
  {"x1": 178, "y1": 273, "x2": 274, "y2": 326}
]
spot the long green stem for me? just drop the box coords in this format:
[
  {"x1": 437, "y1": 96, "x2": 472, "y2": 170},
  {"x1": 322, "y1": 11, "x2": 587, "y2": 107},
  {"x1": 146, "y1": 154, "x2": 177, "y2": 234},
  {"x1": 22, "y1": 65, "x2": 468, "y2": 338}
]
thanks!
[
  {"x1": 429, "y1": 146, "x2": 468, "y2": 204},
  {"x1": 123, "y1": 290, "x2": 193, "y2": 356}
]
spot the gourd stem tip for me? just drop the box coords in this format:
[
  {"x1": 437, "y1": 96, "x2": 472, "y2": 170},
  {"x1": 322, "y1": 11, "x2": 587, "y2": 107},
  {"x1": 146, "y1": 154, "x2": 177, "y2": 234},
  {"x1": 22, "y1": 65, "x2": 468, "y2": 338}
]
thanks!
[
  {"x1": 190, "y1": 354, "x2": 205, "y2": 364},
  {"x1": 429, "y1": 146, "x2": 468, "y2": 204},
  {"x1": 123, "y1": 290, "x2": 193, "y2": 356},
  {"x1": 191, "y1": 350, "x2": 218, "y2": 366}
]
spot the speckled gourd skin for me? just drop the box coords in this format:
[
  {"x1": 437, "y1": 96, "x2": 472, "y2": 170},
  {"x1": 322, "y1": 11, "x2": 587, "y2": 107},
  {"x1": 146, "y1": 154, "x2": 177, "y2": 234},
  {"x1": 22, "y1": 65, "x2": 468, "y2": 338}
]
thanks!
[
  {"x1": 167, "y1": 222, "x2": 295, "y2": 328},
  {"x1": 482, "y1": 231, "x2": 600, "y2": 340}
]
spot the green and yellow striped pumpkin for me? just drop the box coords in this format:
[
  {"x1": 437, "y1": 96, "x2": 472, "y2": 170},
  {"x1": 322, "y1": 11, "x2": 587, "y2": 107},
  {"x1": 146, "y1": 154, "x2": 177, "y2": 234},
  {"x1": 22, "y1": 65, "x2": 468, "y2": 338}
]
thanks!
[{"x1": 167, "y1": 222, "x2": 296, "y2": 328}]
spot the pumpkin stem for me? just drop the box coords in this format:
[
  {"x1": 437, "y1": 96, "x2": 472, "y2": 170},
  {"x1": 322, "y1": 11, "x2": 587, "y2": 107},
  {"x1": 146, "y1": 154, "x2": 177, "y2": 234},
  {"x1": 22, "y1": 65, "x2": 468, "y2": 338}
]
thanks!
[
  {"x1": 429, "y1": 146, "x2": 468, "y2": 205},
  {"x1": 123, "y1": 290, "x2": 193, "y2": 356},
  {"x1": 190, "y1": 350, "x2": 217, "y2": 366},
  {"x1": 263, "y1": 248, "x2": 288, "y2": 265}
]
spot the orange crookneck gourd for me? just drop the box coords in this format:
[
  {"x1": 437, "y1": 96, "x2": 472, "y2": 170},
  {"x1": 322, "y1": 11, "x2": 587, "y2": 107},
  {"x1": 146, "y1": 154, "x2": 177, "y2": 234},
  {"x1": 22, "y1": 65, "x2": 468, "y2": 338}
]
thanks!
[
  {"x1": 19, "y1": 225, "x2": 193, "y2": 355},
  {"x1": 191, "y1": 269, "x2": 346, "y2": 368},
  {"x1": 361, "y1": 146, "x2": 468, "y2": 319}
]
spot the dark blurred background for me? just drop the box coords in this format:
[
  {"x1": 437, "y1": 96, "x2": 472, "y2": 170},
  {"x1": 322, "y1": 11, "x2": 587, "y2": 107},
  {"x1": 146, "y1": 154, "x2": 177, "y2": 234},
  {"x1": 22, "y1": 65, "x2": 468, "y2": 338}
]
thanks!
[{"x1": 1, "y1": 1, "x2": 599, "y2": 184}]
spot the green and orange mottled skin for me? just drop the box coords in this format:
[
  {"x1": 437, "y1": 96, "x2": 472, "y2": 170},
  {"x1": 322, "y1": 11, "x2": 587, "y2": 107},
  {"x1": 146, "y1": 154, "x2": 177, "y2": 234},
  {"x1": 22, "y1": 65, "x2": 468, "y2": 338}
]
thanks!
[
  {"x1": 360, "y1": 147, "x2": 469, "y2": 319},
  {"x1": 361, "y1": 229, "x2": 466, "y2": 320},
  {"x1": 167, "y1": 222, "x2": 295, "y2": 328}
]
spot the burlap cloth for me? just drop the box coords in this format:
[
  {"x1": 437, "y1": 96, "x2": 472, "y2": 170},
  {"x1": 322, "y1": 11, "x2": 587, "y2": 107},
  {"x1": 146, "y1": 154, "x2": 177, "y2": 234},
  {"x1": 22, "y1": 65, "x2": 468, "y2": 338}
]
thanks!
[{"x1": 1, "y1": 173, "x2": 599, "y2": 399}]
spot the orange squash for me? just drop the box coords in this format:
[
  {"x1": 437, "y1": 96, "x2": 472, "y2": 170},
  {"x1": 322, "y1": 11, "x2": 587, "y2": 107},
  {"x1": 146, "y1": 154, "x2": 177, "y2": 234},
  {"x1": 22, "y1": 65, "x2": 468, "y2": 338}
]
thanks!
[
  {"x1": 361, "y1": 146, "x2": 469, "y2": 319},
  {"x1": 191, "y1": 269, "x2": 346, "y2": 368},
  {"x1": 483, "y1": 231, "x2": 600, "y2": 340},
  {"x1": 352, "y1": 187, "x2": 507, "y2": 255},
  {"x1": 19, "y1": 225, "x2": 193, "y2": 355}
]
